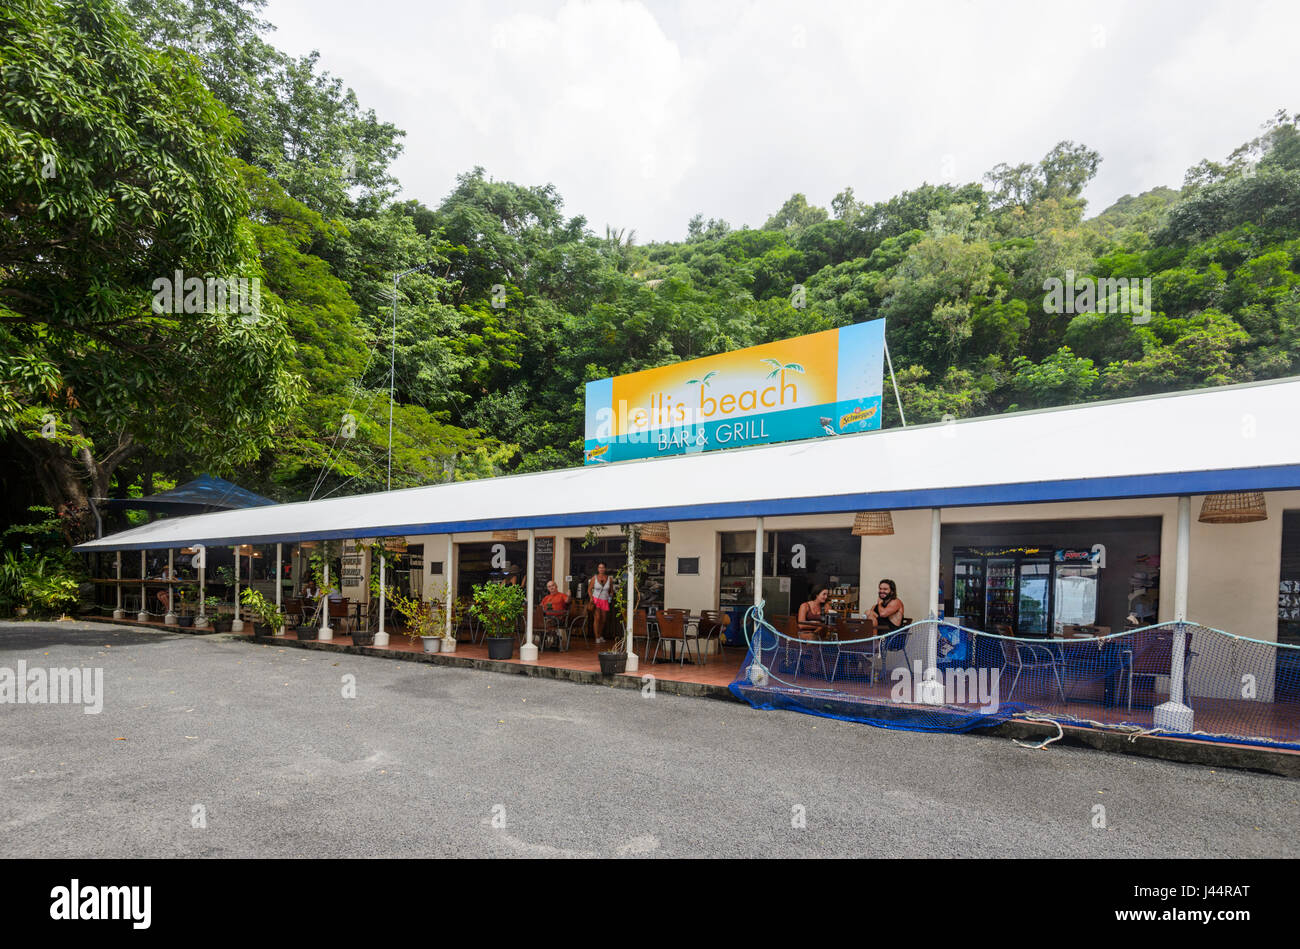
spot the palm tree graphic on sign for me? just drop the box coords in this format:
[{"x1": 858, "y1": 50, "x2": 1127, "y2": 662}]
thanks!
[
  {"x1": 760, "y1": 357, "x2": 805, "y2": 390},
  {"x1": 687, "y1": 369, "x2": 719, "y2": 395}
]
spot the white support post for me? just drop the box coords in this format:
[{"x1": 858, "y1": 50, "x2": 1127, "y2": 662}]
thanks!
[
  {"x1": 113, "y1": 551, "x2": 124, "y2": 619},
  {"x1": 231, "y1": 546, "x2": 244, "y2": 632},
  {"x1": 375, "y1": 545, "x2": 389, "y2": 647},
  {"x1": 445, "y1": 534, "x2": 455, "y2": 641},
  {"x1": 625, "y1": 531, "x2": 638, "y2": 673},
  {"x1": 920, "y1": 508, "x2": 944, "y2": 704},
  {"x1": 275, "y1": 543, "x2": 282, "y2": 611},
  {"x1": 164, "y1": 549, "x2": 176, "y2": 625},
  {"x1": 137, "y1": 550, "x2": 148, "y2": 622},
  {"x1": 319, "y1": 555, "x2": 333, "y2": 640},
  {"x1": 754, "y1": 517, "x2": 765, "y2": 613},
  {"x1": 521, "y1": 530, "x2": 538, "y2": 661},
  {"x1": 1155, "y1": 496, "x2": 1194, "y2": 731},
  {"x1": 196, "y1": 547, "x2": 207, "y2": 628}
]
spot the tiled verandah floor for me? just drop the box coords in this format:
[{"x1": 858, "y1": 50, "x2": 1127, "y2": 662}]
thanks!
[{"x1": 93, "y1": 614, "x2": 1300, "y2": 749}]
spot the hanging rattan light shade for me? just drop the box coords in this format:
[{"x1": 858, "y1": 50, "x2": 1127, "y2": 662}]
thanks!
[
  {"x1": 851, "y1": 511, "x2": 895, "y2": 536},
  {"x1": 1198, "y1": 492, "x2": 1267, "y2": 524},
  {"x1": 637, "y1": 522, "x2": 671, "y2": 544},
  {"x1": 491, "y1": 530, "x2": 519, "y2": 541}
]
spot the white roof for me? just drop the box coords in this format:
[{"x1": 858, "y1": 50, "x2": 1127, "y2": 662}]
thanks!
[{"x1": 77, "y1": 377, "x2": 1300, "y2": 550}]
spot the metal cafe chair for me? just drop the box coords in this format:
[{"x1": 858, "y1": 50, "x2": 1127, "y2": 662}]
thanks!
[
  {"x1": 327, "y1": 597, "x2": 351, "y2": 636},
  {"x1": 651, "y1": 609, "x2": 698, "y2": 664},
  {"x1": 829, "y1": 617, "x2": 879, "y2": 684},
  {"x1": 697, "y1": 610, "x2": 732, "y2": 664},
  {"x1": 999, "y1": 636, "x2": 1067, "y2": 704},
  {"x1": 1127, "y1": 628, "x2": 1196, "y2": 711}
]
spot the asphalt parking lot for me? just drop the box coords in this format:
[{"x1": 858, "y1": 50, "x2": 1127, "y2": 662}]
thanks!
[{"x1": 2, "y1": 621, "x2": 1297, "y2": 858}]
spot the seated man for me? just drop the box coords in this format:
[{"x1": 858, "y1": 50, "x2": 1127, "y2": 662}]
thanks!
[{"x1": 540, "y1": 580, "x2": 569, "y2": 618}]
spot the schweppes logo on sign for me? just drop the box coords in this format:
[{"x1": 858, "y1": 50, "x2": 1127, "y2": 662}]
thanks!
[{"x1": 583, "y1": 319, "x2": 885, "y2": 463}]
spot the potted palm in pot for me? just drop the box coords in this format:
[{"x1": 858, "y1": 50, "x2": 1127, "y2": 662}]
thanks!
[
  {"x1": 239, "y1": 587, "x2": 285, "y2": 637},
  {"x1": 471, "y1": 581, "x2": 526, "y2": 660}
]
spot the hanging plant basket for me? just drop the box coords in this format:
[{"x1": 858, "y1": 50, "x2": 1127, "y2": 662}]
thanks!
[{"x1": 1198, "y1": 491, "x2": 1267, "y2": 524}]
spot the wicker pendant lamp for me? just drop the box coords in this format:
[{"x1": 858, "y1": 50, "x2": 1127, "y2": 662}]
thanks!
[
  {"x1": 1198, "y1": 492, "x2": 1267, "y2": 524},
  {"x1": 851, "y1": 511, "x2": 895, "y2": 536},
  {"x1": 637, "y1": 522, "x2": 671, "y2": 544}
]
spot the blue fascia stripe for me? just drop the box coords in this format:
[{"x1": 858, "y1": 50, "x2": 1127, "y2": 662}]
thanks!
[{"x1": 83, "y1": 463, "x2": 1300, "y2": 550}]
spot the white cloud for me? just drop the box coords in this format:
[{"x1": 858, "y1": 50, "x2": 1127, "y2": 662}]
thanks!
[{"x1": 262, "y1": 0, "x2": 1299, "y2": 241}]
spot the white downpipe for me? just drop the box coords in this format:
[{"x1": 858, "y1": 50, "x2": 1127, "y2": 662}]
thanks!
[
  {"x1": 137, "y1": 550, "x2": 148, "y2": 622},
  {"x1": 164, "y1": 549, "x2": 176, "y2": 625},
  {"x1": 445, "y1": 534, "x2": 454, "y2": 640},
  {"x1": 1155, "y1": 496, "x2": 1194, "y2": 731},
  {"x1": 231, "y1": 546, "x2": 244, "y2": 632},
  {"x1": 625, "y1": 531, "x2": 639, "y2": 673},
  {"x1": 319, "y1": 555, "x2": 333, "y2": 640},
  {"x1": 521, "y1": 530, "x2": 538, "y2": 661},
  {"x1": 375, "y1": 545, "x2": 389, "y2": 647},
  {"x1": 113, "y1": 551, "x2": 123, "y2": 619}
]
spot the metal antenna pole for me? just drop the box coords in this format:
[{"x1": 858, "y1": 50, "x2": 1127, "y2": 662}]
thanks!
[
  {"x1": 883, "y1": 336, "x2": 907, "y2": 428},
  {"x1": 384, "y1": 267, "x2": 395, "y2": 483}
]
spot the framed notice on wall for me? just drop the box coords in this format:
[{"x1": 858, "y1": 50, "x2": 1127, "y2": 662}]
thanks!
[{"x1": 341, "y1": 552, "x2": 363, "y2": 583}]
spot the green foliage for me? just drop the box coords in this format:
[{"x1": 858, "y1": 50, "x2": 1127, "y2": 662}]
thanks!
[
  {"x1": 239, "y1": 586, "x2": 284, "y2": 634},
  {"x1": 470, "y1": 580, "x2": 526, "y2": 640},
  {"x1": 3, "y1": 0, "x2": 1300, "y2": 552},
  {"x1": 0, "y1": 550, "x2": 79, "y2": 615}
]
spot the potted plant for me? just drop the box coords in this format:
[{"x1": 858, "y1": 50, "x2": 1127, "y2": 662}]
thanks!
[
  {"x1": 176, "y1": 587, "x2": 196, "y2": 628},
  {"x1": 205, "y1": 596, "x2": 230, "y2": 632},
  {"x1": 386, "y1": 586, "x2": 446, "y2": 652},
  {"x1": 239, "y1": 587, "x2": 285, "y2": 637},
  {"x1": 471, "y1": 581, "x2": 526, "y2": 660}
]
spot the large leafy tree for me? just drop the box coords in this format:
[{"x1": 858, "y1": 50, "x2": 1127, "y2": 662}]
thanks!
[{"x1": 0, "y1": 0, "x2": 296, "y2": 524}]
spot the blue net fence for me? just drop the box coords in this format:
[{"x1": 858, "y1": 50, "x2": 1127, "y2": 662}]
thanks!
[{"x1": 728, "y1": 603, "x2": 1300, "y2": 751}]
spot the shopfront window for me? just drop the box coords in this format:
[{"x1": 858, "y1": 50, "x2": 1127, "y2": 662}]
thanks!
[
  {"x1": 568, "y1": 536, "x2": 665, "y2": 611},
  {"x1": 1280, "y1": 511, "x2": 1300, "y2": 646},
  {"x1": 456, "y1": 541, "x2": 527, "y2": 598},
  {"x1": 721, "y1": 528, "x2": 861, "y2": 617}
]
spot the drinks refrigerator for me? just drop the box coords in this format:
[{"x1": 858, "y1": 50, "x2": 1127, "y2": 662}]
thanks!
[{"x1": 951, "y1": 547, "x2": 1057, "y2": 636}]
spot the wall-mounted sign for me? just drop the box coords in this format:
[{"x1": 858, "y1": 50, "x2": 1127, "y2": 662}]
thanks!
[
  {"x1": 341, "y1": 552, "x2": 363, "y2": 583},
  {"x1": 583, "y1": 319, "x2": 885, "y2": 464}
]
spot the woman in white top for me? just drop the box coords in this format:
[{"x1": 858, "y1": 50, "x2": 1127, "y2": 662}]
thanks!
[{"x1": 588, "y1": 562, "x2": 614, "y2": 644}]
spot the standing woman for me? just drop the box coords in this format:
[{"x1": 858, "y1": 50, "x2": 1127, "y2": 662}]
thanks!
[{"x1": 588, "y1": 562, "x2": 614, "y2": 645}]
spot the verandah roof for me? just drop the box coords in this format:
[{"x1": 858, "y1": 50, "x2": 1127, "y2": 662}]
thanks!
[{"x1": 75, "y1": 376, "x2": 1300, "y2": 552}]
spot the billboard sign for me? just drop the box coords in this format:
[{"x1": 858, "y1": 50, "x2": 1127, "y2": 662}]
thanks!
[{"x1": 583, "y1": 319, "x2": 885, "y2": 464}]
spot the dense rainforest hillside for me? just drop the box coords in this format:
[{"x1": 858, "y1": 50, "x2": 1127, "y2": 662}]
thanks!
[{"x1": 2, "y1": 0, "x2": 1298, "y2": 553}]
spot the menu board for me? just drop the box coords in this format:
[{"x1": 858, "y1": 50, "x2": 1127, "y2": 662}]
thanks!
[
  {"x1": 533, "y1": 536, "x2": 554, "y2": 593},
  {"x1": 341, "y1": 552, "x2": 363, "y2": 583}
]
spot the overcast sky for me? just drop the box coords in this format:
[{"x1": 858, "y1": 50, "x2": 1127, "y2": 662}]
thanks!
[{"x1": 261, "y1": 0, "x2": 1297, "y2": 242}]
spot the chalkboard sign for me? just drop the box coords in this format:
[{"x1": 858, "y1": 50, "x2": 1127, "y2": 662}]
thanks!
[
  {"x1": 533, "y1": 536, "x2": 554, "y2": 593},
  {"x1": 341, "y1": 552, "x2": 363, "y2": 583}
]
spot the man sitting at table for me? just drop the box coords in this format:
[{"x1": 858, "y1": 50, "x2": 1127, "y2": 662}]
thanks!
[{"x1": 540, "y1": 579, "x2": 569, "y2": 617}]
